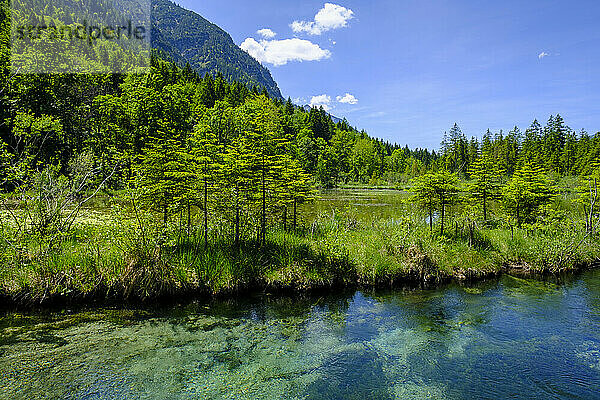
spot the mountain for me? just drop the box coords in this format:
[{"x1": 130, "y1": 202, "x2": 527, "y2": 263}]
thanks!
[
  {"x1": 152, "y1": 0, "x2": 282, "y2": 99},
  {"x1": 301, "y1": 105, "x2": 344, "y2": 124}
]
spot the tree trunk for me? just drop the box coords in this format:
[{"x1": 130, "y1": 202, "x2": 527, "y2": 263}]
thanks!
[
  {"x1": 469, "y1": 221, "x2": 474, "y2": 247},
  {"x1": 429, "y1": 209, "x2": 433, "y2": 233},
  {"x1": 293, "y1": 198, "x2": 297, "y2": 232},
  {"x1": 235, "y1": 205, "x2": 240, "y2": 247},
  {"x1": 261, "y1": 154, "x2": 266, "y2": 246},
  {"x1": 589, "y1": 178, "x2": 597, "y2": 235},
  {"x1": 440, "y1": 200, "x2": 445, "y2": 236},
  {"x1": 187, "y1": 201, "x2": 191, "y2": 235},
  {"x1": 204, "y1": 176, "x2": 208, "y2": 249},
  {"x1": 483, "y1": 191, "x2": 487, "y2": 221},
  {"x1": 235, "y1": 183, "x2": 240, "y2": 247}
]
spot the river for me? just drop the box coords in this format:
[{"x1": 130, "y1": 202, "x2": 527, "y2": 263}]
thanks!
[{"x1": 1, "y1": 269, "x2": 599, "y2": 399}]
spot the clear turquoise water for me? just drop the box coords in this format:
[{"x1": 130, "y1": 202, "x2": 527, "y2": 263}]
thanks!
[{"x1": 1, "y1": 270, "x2": 600, "y2": 399}]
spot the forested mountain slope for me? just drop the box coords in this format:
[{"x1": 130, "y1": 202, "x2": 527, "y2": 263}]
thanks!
[{"x1": 152, "y1": 0, "x2": 283, "y2": 99}]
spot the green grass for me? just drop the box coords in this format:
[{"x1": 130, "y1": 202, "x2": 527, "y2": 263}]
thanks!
[{"x1": 0, "y1": 203, "x2": 598, "y2": 306}]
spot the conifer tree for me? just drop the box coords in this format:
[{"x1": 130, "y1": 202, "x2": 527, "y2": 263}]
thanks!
[
  {"x1": 191, "y1": 122, "x2": 221, "y2": 247},
  {"x1": 576, "y1": 161, "x2": 600, "y2": 235},
  {"x1": 284, "y1": 97, "x2": 295, "y2": 115},
  {"x1": 137, "y1": 128, "x2": 188, "y2": 225},
  {"x1": 220, "y1": 133, "x2": 253, "y2": 246},
  {"x1": 442, "y1": 123, "x2": 469, "y2": 175},
  {"x1": 411, "y1": 173, "x2": 437, "y2": 233},
  {"x1": 411, "y1": 171, "x2": 459, "y2": 234},
  {"x1": 282, "y1": 157, "x2": 315, "y2": 231},
  {"x1": 432, "y1": 171, "x2": 460, "y2": 235},
  {"x1": 238, "y1": 95, "x2": 287, "y2": 245},
  {"x1": 520, "y1": 120, "x2": 543, "y2": 168},
  {"x1": 502, "y1": 161, "x2": 555, "y2": 227},
  {"x1": 560, "y1": 131, "x2": 578, "y2": 175},
  {"x1": 468, "y1": 151, "x2": 503, "y2": 221}
]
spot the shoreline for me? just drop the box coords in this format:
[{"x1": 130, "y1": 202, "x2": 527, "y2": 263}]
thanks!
[{"x1": 1, "y1": 259, "x2": 597, "y2": 312}]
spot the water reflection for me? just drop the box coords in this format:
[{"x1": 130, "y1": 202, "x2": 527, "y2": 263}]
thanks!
[{"x1": 1, "y1": 271, "x2": 599, "y2": 399}]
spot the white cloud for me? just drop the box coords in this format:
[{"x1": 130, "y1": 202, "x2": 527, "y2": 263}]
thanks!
[
  {"x1": 291, "y1": 3, "x2": 354, "y2": 35},
  {"x1": 336, "y1": 93, "x2": 358, "y2": 104},
  {"x1": 241, "y1": 38, "x2": 331, "y2": 66},
  {"x1": 240, "y1": 38, "x2": 331, "y2": 66},
  {"x1": 293, "y1": 97, "x2": 306, "y2": 105},
  {"x1": 538, "y1": 51, "x2": 550, "y2": 59},
  {"x1": 257, "y1": 28, "x2": 276, "y2": 39},
  {"x1": 309, "y1": 94, "x2": 332, "y2": 111}
]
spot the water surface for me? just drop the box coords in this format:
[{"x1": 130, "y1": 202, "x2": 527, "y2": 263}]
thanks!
[
  {"x1": 1, "y1": 270, "x2": 599, "y2": 399},
  {"x1": 300, "y1": 188, "x2": 408, "y2": 222}
]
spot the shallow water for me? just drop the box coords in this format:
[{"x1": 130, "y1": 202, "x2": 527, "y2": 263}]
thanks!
[
  {"x1": 1, "y1": 270, "x2": 600, "y2": 399},
  {"x1": 300, "y1": 188, "x2": 408, "y2": 222}
]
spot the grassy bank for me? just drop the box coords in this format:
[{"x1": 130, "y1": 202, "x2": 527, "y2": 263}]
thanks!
[{"x1": 1, "y1": 203, "x2": 598, "y2": 306}]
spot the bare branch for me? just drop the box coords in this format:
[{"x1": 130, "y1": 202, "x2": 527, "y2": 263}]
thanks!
[{"x1": 63, "y1": 162, "x2": 119, "y2": 233}]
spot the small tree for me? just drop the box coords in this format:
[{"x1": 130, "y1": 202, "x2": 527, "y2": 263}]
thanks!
[
  {"x1": 237, "y1": 95, "x2": 287, "y2": 246},
  {"x1": 502, "y1": 161, "x2": 555, "y2": 227},
  {"x1": 137, "y1": 127, "x2": 189, "y2": 225},
  {"x1": 432, "y1": 171, "x2": 460, "y2": 236},
  {"x1": 576, "y1": 163, "x2": 600, "y2": 235},
  {"x1": 467, "y1": 151, "x2": 503, "y2": 221},
  {"x1": 411, "y1": 171, "x2": 460, "y2": 235},
  {"x1": 190, "y1": 122, "x2": 221, "y2": 248},
  {"x1": 220, "y1": 134, "x2": 252, "y2": 246},
  {"x1": 281, "y1": 157, "x2": 316, "y2": 232},
  {"x1": 410, "y1": 173, "x2": 436, "y2": 233}
]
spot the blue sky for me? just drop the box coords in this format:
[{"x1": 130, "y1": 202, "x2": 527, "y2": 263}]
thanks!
[{"x1": 177, "y1": 0, "x2": 600, "y2": 149}]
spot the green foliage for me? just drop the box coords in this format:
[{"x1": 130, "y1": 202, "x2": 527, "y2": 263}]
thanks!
[
  {"x1": 441, "y1": 123, "x2": 469, "y2": 175},
  {"x1": 1, "y1": 1, "x2": 600, "y2": 304},
  {"x1": 410, "y1": 171, "x2": 460, "y2": 234},
  {"x1": 11, "y1": 111, "x2": 65, "y2": 170},
  {"x1": 502, "y1": 161, "x2": 556, "y2": 227},
  {"x1": 575, "y1": 162, "x2": 600, "y2": 234},
  {"x1": 467, "y1": 151, "x2": 503, "y2": 221},
  {"x1": 351, "y1": 138, "x2": 379, "y2": 183},
  {"x1": 1, "y1": 0, "x2": 600, "y2": 194},
  {"x1": 136, "y1": 129, "x2": 189, "y2": 224}
]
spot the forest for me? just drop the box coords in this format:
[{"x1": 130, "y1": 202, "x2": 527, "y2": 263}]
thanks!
[{"x1": 1, "y1": 0, "x2": 600, "y2": 304}]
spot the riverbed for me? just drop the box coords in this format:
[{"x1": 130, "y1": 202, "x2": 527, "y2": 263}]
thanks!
[{"x1": 1, "y1": 269, "x2": 599, "y2": 399}]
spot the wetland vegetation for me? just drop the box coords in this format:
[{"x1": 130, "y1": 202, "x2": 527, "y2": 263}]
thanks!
[{"x1": 0, "y1": 185, "x2": 598, "y2": 305}]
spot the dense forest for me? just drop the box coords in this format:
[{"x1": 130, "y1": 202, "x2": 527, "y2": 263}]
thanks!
[
  {"x1": 3, "y1": 0, "x2": 599, "y2": 191},
  {"x1": 5, "y1": 47, "x2": 599, "y2": 187}
]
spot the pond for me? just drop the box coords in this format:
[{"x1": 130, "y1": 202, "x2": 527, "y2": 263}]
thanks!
[
  {"x1": 1, "y1": 270, "x2": 599, "y2": 399},
  {"x1": 300, "y1": 188, "x2": 409, "y2": 223},
  {"x1": 79, "y1": 188, "x2": 409, "y2": 225}
]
